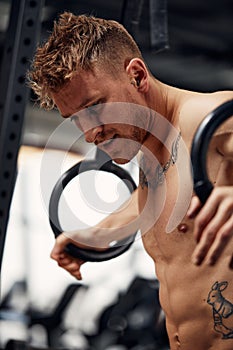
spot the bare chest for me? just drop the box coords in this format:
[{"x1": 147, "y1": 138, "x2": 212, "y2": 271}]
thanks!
[
  {"x1": 138, "y1": 140, "x2": 228, "y2": 262},
  {"x1": 138, "y1": 166, "x2": 192, "y2": 262}
]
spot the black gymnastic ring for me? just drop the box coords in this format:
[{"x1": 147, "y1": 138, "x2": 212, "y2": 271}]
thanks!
[
  {"x1": 49, "y1": 159, "x2": 137, "y2": 262},
  {"x1": 191, "y1": 99, "x2": 233, "y2": 204}
]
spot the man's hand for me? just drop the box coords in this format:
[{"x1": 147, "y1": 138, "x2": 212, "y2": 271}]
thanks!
[
  {"x1": 187, "y1": 186, "x2": 233, "y2": 266},
  {"x1": 50, "y1": 234, "x2": 85, "y2": 280},
  {"x1": 50, "y1": 189, "x2": 139, "y2": 278}
]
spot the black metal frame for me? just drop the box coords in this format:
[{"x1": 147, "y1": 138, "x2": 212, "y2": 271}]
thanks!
[{"x1": 0, "y1": 0, "x2": 44, "y2": 273}]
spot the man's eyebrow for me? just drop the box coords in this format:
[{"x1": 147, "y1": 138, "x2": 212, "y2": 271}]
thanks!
[{"x1": 61, "y1": 96, "x2": 100, "y2": 119}]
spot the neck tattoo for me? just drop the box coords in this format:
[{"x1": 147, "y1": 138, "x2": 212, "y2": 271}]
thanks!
[{"x1": 139, "y1": 131, "x2": 181, "y2": 189}]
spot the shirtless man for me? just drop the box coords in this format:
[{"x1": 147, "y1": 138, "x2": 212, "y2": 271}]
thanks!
[{"x1": 28, "y1": 12, "x2": 233, "y2": 349}]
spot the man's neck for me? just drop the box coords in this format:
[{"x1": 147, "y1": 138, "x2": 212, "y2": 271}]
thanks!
[
  {"x1": 141, "y1": 78, "x2": 183, "y2": 175},
  {"x1": 149, "y1": 78, "x2": 182, "y2": 126}
]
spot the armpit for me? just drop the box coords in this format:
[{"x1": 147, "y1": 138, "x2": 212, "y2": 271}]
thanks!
[
  {"x1": 214, "y1": 131, "x2": 233, "y2": 158},
  {"x1": 215, "y1": 158, "x2": 233, "y2": 186}
]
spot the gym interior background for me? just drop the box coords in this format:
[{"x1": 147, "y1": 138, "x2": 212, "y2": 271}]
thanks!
[{"x1": 0, "y1": 1, "x2": 232, "y2": 349}]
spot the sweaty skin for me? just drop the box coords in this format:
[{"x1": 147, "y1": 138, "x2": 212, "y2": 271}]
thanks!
[{"x1": 50, "y1": 62, "x2": 233, "y2": 349}]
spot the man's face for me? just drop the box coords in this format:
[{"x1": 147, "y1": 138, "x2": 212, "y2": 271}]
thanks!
[{"x1": 52, "y1": 67, "x2": 149, "y2": 163}]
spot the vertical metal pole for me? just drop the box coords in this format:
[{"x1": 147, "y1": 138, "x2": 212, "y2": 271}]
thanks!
[
  {"x1": 0, "y1": 0, "x2": 44, "y2": 273},
  {"x1": 149, "y1": 0, "x2": 169, "y2": 51},
  {"x1": 121, "y1": 0, "x2": 169, "y2": 52},
  {"x1": 120, "y1": 0, "x2": 145, "y2": 38}
]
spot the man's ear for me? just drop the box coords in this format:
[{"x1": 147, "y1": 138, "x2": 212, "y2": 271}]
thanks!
[{"x1": 125, "y1": 58, "x2": 149, "y2": 92}]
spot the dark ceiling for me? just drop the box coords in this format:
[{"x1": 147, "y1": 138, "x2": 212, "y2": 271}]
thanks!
[
  {"x1": 42, "y1": 0, "x2": 233, "y2": 91},
  {"x1": 0, "y1": 0, "x2": 232, "y2": 149}
]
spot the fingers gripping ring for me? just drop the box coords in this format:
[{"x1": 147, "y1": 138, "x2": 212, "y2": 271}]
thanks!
[
  {"x1": 49, "y1": 157, "x2": 137, "y2": 262},
  {"x1": 191, "y1": 99, "x2": 233, "y2": 204}
]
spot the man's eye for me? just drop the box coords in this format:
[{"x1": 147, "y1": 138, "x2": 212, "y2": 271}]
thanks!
[
  {"x1": 71, "y1": 115, "x2": 82, "y2": 130},
  {"x1": 87, "y1": 106, "x2": 97, "y2": 116},
  {"x1": 87, "y1": 103, "x2": 101, "y2": 116},
  {"x1": 70, "y1": 102, "x2": 102, "y2": 130}
]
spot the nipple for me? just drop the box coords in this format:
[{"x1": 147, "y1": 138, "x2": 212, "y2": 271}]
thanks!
[{"x1": 177, "y1": 223, "x2": 188, "y2": 233}]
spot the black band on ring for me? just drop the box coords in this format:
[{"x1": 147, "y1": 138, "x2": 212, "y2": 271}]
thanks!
[{"x1": 191, "y1": 99, "x2": 233, "y2": 204}]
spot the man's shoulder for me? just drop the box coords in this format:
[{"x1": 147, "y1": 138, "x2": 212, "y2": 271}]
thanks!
[
  {"x1": 179, "y1": 90, "x2": 232, "y2": 125},
  {"x1": 180, "y1": 90, "x2": 233, "y2": 120},
  {"x1": 177, "y1": 90, "x2": 233, "y2": 146}
]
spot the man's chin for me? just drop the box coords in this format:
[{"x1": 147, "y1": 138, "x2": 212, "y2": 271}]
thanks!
[
  {"x1": 98, "y1": 147, "x2": 131, "y2": 164},
  {"x1": 112, "y1": 157, "x2": 130, "y2": 164}
]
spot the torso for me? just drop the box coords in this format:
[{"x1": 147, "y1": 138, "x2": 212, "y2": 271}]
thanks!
[{"x1": 138, "y1": 90, "x2": 233, "y2": 350}]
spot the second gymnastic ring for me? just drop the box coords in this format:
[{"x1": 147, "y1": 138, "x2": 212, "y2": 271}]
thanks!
[{"x1": 191, "y1": 99, "x2": 233, "y2": 204}]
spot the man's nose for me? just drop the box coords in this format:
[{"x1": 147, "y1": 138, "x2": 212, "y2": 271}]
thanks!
[{"x1": 84, "y1": 125, "x2": 103, "y2": 143}]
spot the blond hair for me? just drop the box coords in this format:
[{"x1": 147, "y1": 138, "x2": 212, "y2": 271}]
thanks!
[{"x1": 28, "y1": 12, "x2": 143, "y2": 110}]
